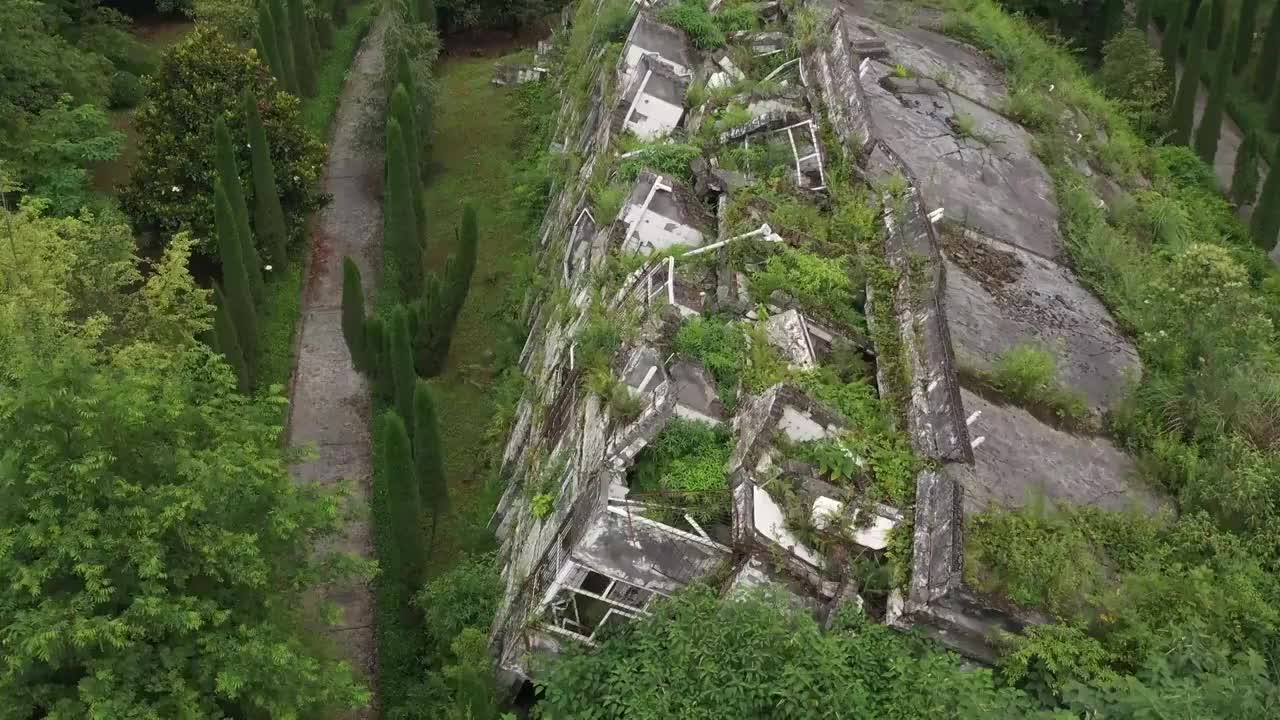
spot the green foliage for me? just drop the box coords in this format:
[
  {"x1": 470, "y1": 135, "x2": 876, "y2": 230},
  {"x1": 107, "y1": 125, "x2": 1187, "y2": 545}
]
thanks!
[
  {"x1": 6, "y1": 100, "x2": 123, "y2": 215},
  {"x1": 390, "y1": 306, "x2": 418, "y2": 435},
  {"x1": 215, "y1": 117, "x2": 266, "y2": 304},
  {"x1": 124, "y1": 26, "x2": 325, "y2": 255},
  {"x1": 988, "y1": 344, "x2": 1088, "y2": 426},
  {"x1": 1256, "y1": 2, "x2": 1280, "y2": 98},
  {"x1": 213, "y1": 283, "x2": 252, "y2": 392},
  {"x1": 1169, "y1": 2, "x2": 1210, "y2": 146},
  {"x1": 1196, "y1": 22, "x2": 1234, "y2": 164},
  {"x1": 392, "y1": 83, "x2": 425, "y2": 187},
  {"x1": 1250, "y1": 142, "x2": 1280, "y2": 248},
  {"x1": 1235, "y1": 0, "x2": 1260, "y2": 72},
  {"x1": 269, "y1": 0, "x2": 300, "y2": 93},
  {"x1": 288, "y1": 0, "x2": 319, "y2": 96},
  {"x1": 387, "y1": 117, "x2": 424, "y2": 297},
  {"x1": 628, "y1": 419, "x2": 734, "y2": 522},
  {"x1": 416, "y1": 554, "x2": 500, "y2": 653},
  {"x1": 659, "y1": 1, "x2": 726, "y2": 50},
  {"x1": 1099, "y1": 29, "x2": 1170, "y2": 137},
  {"x1": 214, "y1": 181, "x2": 260, "y2": 386},
  {"x1": 303, "y1": 1, "x2": 377, "y2": 135},
  {"x1": 966, "y1": 501, "x2": 1107, "y2": 618},
  {"x1": 538, "y1": 587, "x2": 1046, "y2": 718},
  {"x1": 1161, "y1": 0, "x2": 1189, "y2": 69},
  {"x1": 414, "y1": 380, "x2": 449, "y2": 544},
  {"x1": 108, "y1": 70, "x2": 144, "y2": 109},
  {"x1": 342, "y1": 257, "x2": 368, "y2": 372},
  {"x1": 245, "y1": 88, "x2": 291, "y2": 270},
  {"x1": 0, "y1": 337, "x2": 369, "y2": 716},
  {"x1": 382, "y1": 410, "x2": 427, "y2": 604},
  {"x1": 616, "y1": 141, "x2": 702, "y2": 184},
  {"x1": 1208, "y1": 0, "x2": 1226, "y2": 48},
  {"x1": 749, "y1": 248, "x2": 865, "y2": 331},
  {"x1": 531, "y1": 491, "x2": 557, "y2": 518},
  {"x1": 673, "y1": 316, "x2": 748, "y2": 405},
  {"x1": 1231, "y1": 130, "x2": 1261, "y2": 205}
]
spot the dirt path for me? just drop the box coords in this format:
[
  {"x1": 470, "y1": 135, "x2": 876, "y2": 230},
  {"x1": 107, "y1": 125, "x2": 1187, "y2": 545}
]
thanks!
[{"x1": 286, "y1": 12, "x2": 387, "y2": 719}]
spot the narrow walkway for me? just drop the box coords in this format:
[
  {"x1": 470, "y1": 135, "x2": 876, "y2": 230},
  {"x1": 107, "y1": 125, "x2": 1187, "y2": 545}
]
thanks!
[{"x1": 286, "y1": 13, "x2": 388, "y2": 719}]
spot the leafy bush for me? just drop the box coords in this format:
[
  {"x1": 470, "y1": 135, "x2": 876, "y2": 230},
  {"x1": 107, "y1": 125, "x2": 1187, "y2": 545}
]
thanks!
[
  {"x1": 417, "y1": 554, "x2": 500, "y2": 651},
  {"x1": 616, "y1": 141, "x2": 701, "y2": 184},
  {"x1": 1098, "y1": 29, "x2": 1170, "y2": 137},
  {"x1": 123, "y1": 27, "x2": 326, "y2": 256},
  {"x1": 538, "y1": 587, "x2": 1045, "y2": 718},
  {"x1": 629, "y1": 419, "x2": 733, "y2": 521},
  {"x1": 989, "y1": 344, "x2": 1088, "y2": 426},
  {"x1": 659, "y1": 1, "x2": 725, "y2": 49},
  {"x1": 749, "y1": 247, "x2": 864, "y2": 330},
  {"x1": 108, "y1": 70, "x2": 144, "y2": 109},
  {"x1": 673, "y1": 316, "x2": 748, "y2": 404}
]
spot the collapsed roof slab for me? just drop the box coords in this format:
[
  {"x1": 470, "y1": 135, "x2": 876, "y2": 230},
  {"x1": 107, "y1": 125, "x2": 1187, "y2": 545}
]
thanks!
[
  {"x1": 961, "y1": 388, "x2": 1167, "y2": 515},
  {"x1": 618, "y1": 171, "x2": 715, "y2": 255},
  {"x1": 614, "y1": 54, "x2": 690, "y2": 140},
  {"x1": 620, "y1": 11, "x2": 695, "y2": 85},
  {"x1": 942, "y1": 225, "x2": 1141, "y2": 414},
  {"x1": 857, "y1": 37, "x2": 1061, "y2": 260}
]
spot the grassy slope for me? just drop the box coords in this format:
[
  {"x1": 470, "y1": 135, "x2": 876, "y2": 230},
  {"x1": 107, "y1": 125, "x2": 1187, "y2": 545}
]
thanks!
[
  {"x1": 419, "y1": 57, "x2": 527, "y2": 561},
  {"x1": 372, "y1": 52, "x2": 530, "y2": 708}
]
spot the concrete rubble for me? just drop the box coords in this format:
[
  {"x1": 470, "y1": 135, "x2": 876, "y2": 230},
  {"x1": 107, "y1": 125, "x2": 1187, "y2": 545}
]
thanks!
[{"x1": 487, "y1": 0, "x2": 1168, "y2": 691}]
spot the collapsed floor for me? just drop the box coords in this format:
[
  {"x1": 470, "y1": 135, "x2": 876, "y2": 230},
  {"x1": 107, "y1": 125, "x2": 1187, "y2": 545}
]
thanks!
[{"x1": 488, "y1": 0, "x2": 1169, "y2": 688}]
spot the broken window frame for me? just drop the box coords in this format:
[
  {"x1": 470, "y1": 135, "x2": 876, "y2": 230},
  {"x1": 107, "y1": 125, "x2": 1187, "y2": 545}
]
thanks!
[{"x1": 539, "y1": 560, "x2": 657, "y2": 644}]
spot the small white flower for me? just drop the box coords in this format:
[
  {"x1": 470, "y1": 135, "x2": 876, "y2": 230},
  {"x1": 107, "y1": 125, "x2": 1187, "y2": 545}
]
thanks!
[
  {"x1": 171, "y1": 185, "x2": 181, "y2": 193},
  {"x1": 264, "y1": 264, "x2": 274, "y2": 272},
  {"x1": 292, "y1": 175, "x2": 300, "y2": 182}
]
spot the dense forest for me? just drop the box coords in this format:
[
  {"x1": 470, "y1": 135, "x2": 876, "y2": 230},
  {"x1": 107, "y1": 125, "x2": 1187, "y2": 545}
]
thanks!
[{"x1": 5, "y1": 0, "x2": 1280, "y2": 718}]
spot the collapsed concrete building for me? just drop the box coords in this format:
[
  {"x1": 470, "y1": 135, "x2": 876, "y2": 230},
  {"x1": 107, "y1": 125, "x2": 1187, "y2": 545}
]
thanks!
[{"x1": 488, "y1": 0, "x2": 1167, "y2": 692}]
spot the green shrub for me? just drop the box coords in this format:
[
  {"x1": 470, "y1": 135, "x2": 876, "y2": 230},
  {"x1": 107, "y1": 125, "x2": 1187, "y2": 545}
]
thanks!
[
  {"x1": 749, "y1": 248, "x2": 864, "y2": 330},
  {"x1": 673, "y1": 317, "x2": 747, "y2": 404},
  {"x1": 989, "y1": 344, "x2": 1088, "y2": 425},
  {"x1": 629, "y1": 419, "x2": 733, "y2": 521},
  {"x1": 1098, "y1": 29, "x2": 1169, "y2": 137},
  {"x1": 660, "y1": 1, "x2": 725, "y2": 49},
  {"x1": 108, "y1": 70, "x2": 143, "y2": 109}
]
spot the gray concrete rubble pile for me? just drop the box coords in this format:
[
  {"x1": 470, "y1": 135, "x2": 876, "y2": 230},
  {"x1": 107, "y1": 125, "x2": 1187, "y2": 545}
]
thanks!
[{"x1": 487, "y1": 0, "x2": 1168, "y2": 690}]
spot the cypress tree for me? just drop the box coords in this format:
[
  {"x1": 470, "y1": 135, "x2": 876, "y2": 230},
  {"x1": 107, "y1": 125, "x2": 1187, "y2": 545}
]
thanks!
[
  {"x1": 413, "y1": 273, "x2": 444, "y2": 377},
  {"x1": 1256, "y1": 4, "x2": 1280, "y2": 97},
  {"x1": 425, "y1": 204, "x2": 479, "y2": 376},
  {"x1": 390, "y1": 306, "x2": 417, "y2": 437},
  {"x1": 317, "y1": 12, "x2": 335, "y2": 51},
  {"x1": 381, "y1": 411, "x2": 425, "y2": 599},
  {"x1": 287, "y1": 0, "x2": 318, "y2": 97},
  {"x1": 1197, "y1": 21, "x2": 1236, "y2": 162},
  {"x1": 269, "y1": 0, "x2": 299, "y2": 95},
  {"x1": 342, "y1": 257, "x2": 367, "y2": 372},
  {"x1": 1137, "y1": 0, "x2": 1153, "y2": 32},
  {"x1": 1098, "y1": 0, "x2": 1125, "y2": 53},
  {"x1": 394, "y1": 46, "x2": 430, "y2": 166},
  {"x1": 1268, "y1": 73, "x2": 1280, "y2": 129},
  {"x1": 243, "y1": 89, "x2": 290, "y2": 271},
  {"x1": 214, "y1": 118, "x2": 265, "y2": 304},
  {"x1": 390, "y1": 84, "x2": 425, "y2": 225},
  {"x1": 256, "y1": 4, "x2": 283, "y2": 83},
  {"x1": 1251, "y1": 147, "x2": 1280, "y2": 249},
  {"x1": 365, "y1": 314, "x2": 390, "y2": 396},
  {"x1": 1209, "y1": 0, "x2": 1226, "y2": 49},
  {"x1": 412, "y1": 381, "x2": 449, "y2": 546},
  {"x1": 213, "y1": 283, "x2": 251, "y2": 393},
  {"x1": 214, "y1": 182, "x2": 259, "y2": 382},
  {"x1": 1237, "y1": 0, "x2": 1260, "y2": 71},
  {"x1": 1163, "y1": 0, "x2": 1190, "y2": 68},
  {"x1": 1171, "y1": 3, "x2": 1211, "y2": 145},
  {"x1": 386, "y1": 117, "x2": 423, "y2": 298},
  {"x1": 1232, "y1": 130, "x2": 1262, "y2": 204}
]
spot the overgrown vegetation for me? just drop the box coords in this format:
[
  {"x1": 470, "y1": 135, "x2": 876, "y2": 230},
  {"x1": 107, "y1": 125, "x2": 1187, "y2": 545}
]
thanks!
[{"x1": 629, "y1": 419, "x2": 735, "y2": 522}]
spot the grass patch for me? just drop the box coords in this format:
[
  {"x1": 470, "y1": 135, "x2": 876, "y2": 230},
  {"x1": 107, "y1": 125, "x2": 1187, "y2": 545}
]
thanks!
[
  {"x1": 963, "y1": 344, "x2": 1090, "y2": 431},
  {"x1": 303, "y1": 2, "x2": 377, "y2": 137}
]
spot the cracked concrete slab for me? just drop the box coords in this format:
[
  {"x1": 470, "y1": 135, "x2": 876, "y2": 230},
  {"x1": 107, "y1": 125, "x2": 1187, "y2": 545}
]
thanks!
[
  {"x1": 961, "y1": 388, "x2": 1165, "y2": 515},
  {"x1": 941, "y1": 226, "x2": 1140, "y2": 413}
]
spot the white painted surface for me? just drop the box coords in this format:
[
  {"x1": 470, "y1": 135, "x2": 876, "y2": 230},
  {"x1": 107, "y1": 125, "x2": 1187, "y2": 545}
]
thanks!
[
  {"x1": 753, "y1": 485, "x2": 823, "y2": 567},
  {"x1": 626, "y1": 93, "x2": 685, "y2": 140},
  {"x1": 621, "y1": 199, "x2": 705, "y2": 254},
  {"x1": 810, "y1": 496, "x2": 898, "y2": 550},
  {"x1": 777, "y1": 406, "x2": 827, "y2": 442}
]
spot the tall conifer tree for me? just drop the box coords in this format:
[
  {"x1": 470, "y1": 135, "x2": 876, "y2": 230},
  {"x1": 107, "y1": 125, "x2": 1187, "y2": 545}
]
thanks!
[
  {"x1": 269, "y1": 0, "x2": 300, "y2": 95},
  {"x1": 390, "y1": 306, "x2": 417, "y2": 437},
  {"x1": 342, "y1": 257, "x2": 367, "y2": 372},
  {"x1": 1137, "y1": 0, "x2": 1154, "y2": 32},
  {"x1": 386, "y1": 117, "x2": 423, "y2": 298},
  {"x1": 214, "y1": 118, "x2": 265, "y2": 303},
  {"x1": 1197, "y1": 21, "x2": 1236, "y2": 162},
  {"x1": 1163, "y1": 0, "x2": 1191, "y2": 69},
  {"x1": 412, "y1": 381, "x2": 448, "y2": 545},
  {"x1": 287, "y1": 0, "x2": 318, "y2": 96},
  {"x1": 1237, "y1": 0, "x2": 1260, "y2": 71},
  {"x1": 256, "y1": 4, "x2": 283, "y2": 82},
  {"x1": 213, "y1": 283, "x2": 251, "y2": 393},
  {"x1": 1232, "y1": 131, "x2": 1262, "y2": 204},
  {"x1": 1171, "y1": 3, "x2": 1211, "y2": 145},
  {"x1": 1250, "y1": 146, "x2": 1280, "y2": 249},
  {"x1": 243, "y1": 89, "x2": 290, "y2": 271},
  {"x1": 1256, "y1": 4, "x2": 1280, "y2": 97},
  {"x1": 381, "y1": 411, "x2": 425, "y2": 599},
  {"x1": 214, "y1": 182, "x2": 259, "y2": 382},
  {"x1": 1209, "y1": 0, "x2": 1226, "y2": 48},
  {"x1": 390, "y1": 84, "x2": 425, "y2": 226}
]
